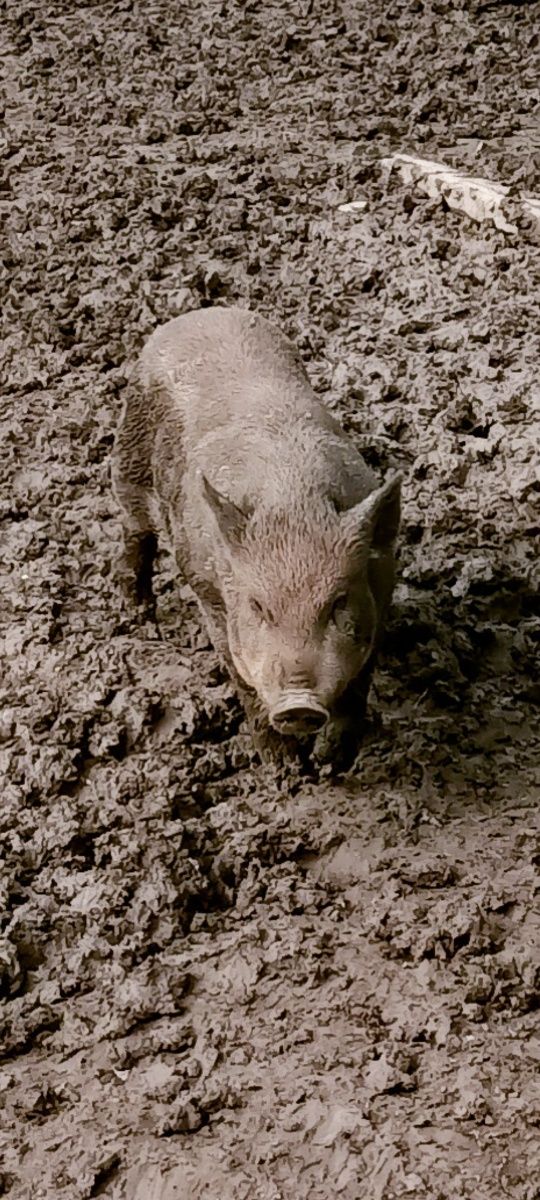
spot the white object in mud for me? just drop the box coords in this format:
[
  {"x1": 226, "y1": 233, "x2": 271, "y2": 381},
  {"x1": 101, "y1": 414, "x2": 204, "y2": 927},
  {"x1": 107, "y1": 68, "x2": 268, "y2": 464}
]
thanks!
[
  {"x1": 337, "y1": 198, "x2": 368, "y2": 213},
  {"x1": 379, "y1": 153, "x2": 540, "y2": 234}
]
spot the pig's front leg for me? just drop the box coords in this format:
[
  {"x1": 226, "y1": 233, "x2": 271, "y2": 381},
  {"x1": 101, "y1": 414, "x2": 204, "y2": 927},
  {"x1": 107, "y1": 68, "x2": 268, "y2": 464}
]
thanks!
[
  {"x1": 239, "y1": 688, "x2": 309, "y2": 772},
  {"x1": 314, "y1": 656, "x2": 375, "y2": 773}
]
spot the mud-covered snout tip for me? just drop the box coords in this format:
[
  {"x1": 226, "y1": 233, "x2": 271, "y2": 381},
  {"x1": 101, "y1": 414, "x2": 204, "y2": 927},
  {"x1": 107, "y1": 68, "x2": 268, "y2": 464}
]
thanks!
[{"x1": 270, "y1": 692, "x2": 329, "y2": 737}]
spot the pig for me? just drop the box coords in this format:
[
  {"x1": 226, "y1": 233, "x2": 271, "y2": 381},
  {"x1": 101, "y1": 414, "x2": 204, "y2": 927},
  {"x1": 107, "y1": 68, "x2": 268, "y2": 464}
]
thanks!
[{"x1": 111, "y1": 306, "x2": 401, "y2": 769}]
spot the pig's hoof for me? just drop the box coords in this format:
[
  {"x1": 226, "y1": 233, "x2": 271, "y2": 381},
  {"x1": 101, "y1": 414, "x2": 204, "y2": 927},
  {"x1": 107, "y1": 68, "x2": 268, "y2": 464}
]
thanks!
[
  {"x1": 115, "y1": 573, "x2": 161, "y2": 634},
  {"x1": 253, "y1": 728, "x2": 309, "y2": 773},
  {"x1": 115, "y1": 570, "x2": 138, "y2": 607},
  {"x1": 313, "y1": 721, "x2": 360, "y2": 774},
  {"x1": 135, "y1": 597, "x2": 158, "y2": 624},
  {"x1": 262, "y1": 750, "x2": 313, "y2": 795}
]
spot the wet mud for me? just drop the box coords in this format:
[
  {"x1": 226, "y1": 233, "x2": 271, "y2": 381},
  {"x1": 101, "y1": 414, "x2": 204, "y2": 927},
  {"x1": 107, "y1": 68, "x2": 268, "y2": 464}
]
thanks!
[{"x1": 1, "y1": 1, "x2": 539, "y2": 1197}]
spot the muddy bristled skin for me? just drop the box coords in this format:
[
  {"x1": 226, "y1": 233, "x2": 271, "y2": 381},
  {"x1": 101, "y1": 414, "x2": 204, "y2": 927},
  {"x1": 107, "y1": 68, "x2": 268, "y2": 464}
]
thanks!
[{"x1": 111, "y1": 306, "x2": 401, "y2": 769}]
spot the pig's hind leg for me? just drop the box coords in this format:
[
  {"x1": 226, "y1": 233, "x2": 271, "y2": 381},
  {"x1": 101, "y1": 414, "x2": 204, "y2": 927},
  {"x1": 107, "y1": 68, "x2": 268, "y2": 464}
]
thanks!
[
  {"x1": 123, "y1": 529, "x2": 159, "y2": 620},
  {"x1": 115, "y1": 508, "x2": 159, "y2": 625},
  {"x1": 111, "y1": 388, "x2": 159, "y2": 623}
]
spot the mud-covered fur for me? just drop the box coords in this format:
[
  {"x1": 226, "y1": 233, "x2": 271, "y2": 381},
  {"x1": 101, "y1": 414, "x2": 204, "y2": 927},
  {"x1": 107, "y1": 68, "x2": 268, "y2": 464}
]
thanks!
[{"x1": 111, "y1": 306, "x2": 401, "y2": 769}]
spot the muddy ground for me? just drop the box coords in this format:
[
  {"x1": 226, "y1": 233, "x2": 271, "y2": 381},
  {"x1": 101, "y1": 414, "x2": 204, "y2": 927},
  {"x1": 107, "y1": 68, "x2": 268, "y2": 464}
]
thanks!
[{"x1": 1, "y1": 1, "x2": 539, "y2": 1197}]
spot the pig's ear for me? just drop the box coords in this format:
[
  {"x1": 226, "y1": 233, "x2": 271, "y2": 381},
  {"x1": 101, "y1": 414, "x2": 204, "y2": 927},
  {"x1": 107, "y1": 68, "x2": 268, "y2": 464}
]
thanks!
[
  {"x1": 342, "y1": 473, "x2": 402, "y2": 553},
  {"x1": 201, "y1": 475, "x2": 250, "y2": 549}
]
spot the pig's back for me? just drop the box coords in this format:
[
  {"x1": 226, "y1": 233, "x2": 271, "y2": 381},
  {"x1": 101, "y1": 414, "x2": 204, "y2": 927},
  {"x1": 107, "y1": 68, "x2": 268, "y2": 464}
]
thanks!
[
  {"x1": 139, "y1": 306, "x2": 322, "y2": 446},
  {"x1": 138, "y1": 306, "x2": 377, "y2": 516}
]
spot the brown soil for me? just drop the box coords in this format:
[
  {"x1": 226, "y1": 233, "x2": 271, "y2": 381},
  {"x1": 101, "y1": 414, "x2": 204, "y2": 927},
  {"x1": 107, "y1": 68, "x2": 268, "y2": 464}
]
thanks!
[{"x1": 1, "y1": 2, "x2": 539, "y2": 1197}]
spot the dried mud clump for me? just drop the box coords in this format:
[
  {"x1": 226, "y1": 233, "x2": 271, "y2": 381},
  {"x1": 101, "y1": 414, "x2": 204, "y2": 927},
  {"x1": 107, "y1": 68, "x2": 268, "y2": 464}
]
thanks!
[{"x1": 1, "y1": 1, "x2": 539, "y2": 1198}]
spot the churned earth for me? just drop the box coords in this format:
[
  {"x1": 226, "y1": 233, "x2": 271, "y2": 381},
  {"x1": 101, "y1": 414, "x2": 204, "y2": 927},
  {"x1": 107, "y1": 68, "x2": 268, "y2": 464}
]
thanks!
[{"x1": 1, "y1": 1, "x2": 539, "y2": 1197}]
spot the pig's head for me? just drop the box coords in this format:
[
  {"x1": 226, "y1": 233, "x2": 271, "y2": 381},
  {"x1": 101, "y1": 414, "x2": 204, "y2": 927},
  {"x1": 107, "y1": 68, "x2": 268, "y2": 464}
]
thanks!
[{"x1": 201, "y1": 472, "x2": 401, "y2": 737}]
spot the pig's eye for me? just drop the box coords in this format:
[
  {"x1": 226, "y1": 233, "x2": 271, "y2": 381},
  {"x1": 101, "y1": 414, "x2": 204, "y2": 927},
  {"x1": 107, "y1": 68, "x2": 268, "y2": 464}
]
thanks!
[
  {"x1": 330, "y1": 594, "x2": 349, "y2": 628},
  {"x1": 331, "y1": 595, "x2": 348, "y2": 624}
]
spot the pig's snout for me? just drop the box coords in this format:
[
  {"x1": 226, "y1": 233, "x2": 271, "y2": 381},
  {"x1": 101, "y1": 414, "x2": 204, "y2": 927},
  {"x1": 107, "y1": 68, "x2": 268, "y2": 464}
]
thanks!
[{"x1": 270, "y1": 691, "x2": 329, "y2": 737}]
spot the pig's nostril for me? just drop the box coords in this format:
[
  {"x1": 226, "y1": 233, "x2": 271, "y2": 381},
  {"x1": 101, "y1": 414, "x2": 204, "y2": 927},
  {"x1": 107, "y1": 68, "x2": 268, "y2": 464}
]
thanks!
[{"x1": 271, "y1": 701, "x2": 328, "y2": 736}]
